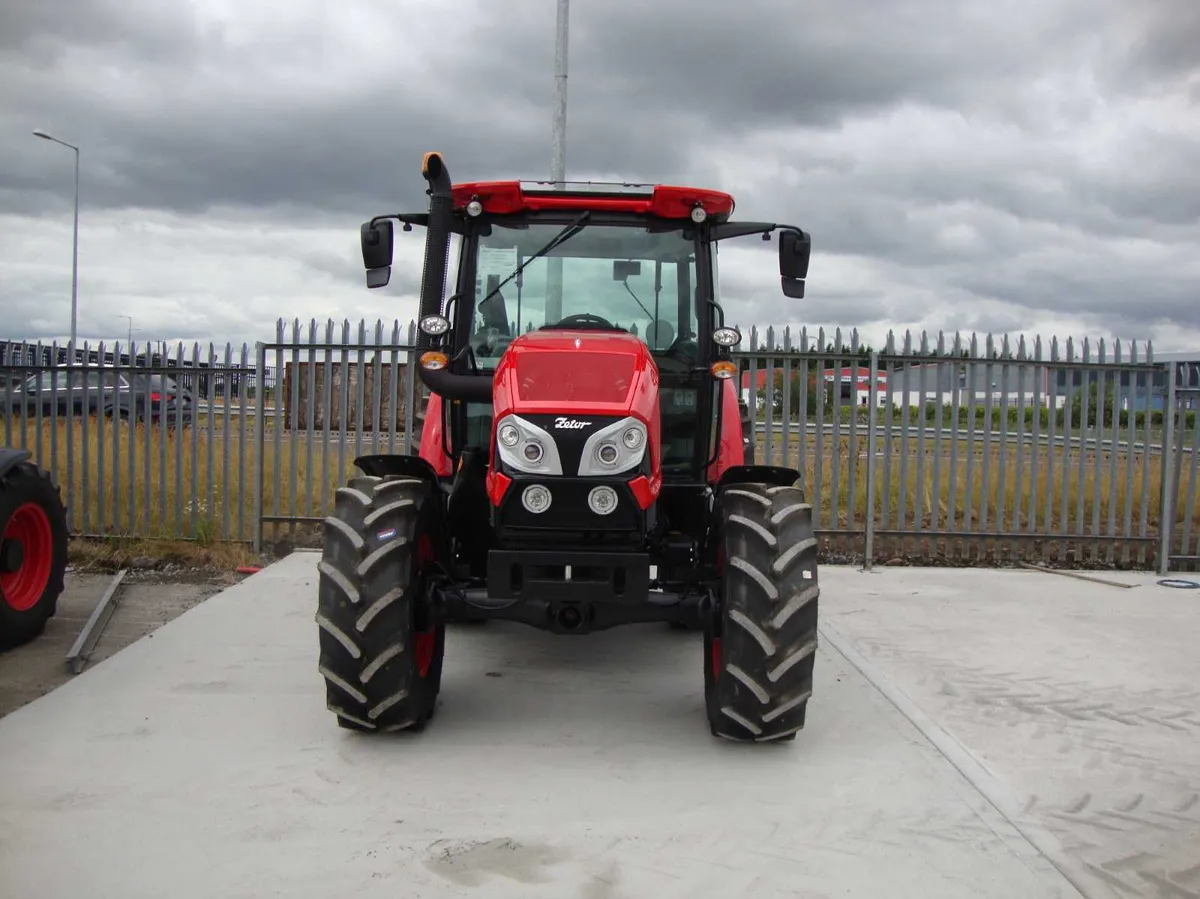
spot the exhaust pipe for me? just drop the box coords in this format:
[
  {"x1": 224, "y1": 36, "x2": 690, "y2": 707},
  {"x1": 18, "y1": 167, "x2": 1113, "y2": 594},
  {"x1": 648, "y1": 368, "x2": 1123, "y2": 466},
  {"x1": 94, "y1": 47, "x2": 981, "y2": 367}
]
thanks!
[
  {"x1": 417, "y1": 152, "x2": 453, "y2": 332},
  {"x1": 414, "y1": 152, "x2": 493, "y2": 404}
]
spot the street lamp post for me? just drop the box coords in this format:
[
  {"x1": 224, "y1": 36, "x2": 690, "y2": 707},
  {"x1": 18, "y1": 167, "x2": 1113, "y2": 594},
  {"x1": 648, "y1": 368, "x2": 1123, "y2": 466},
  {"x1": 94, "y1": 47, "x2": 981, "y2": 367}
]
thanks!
[
  {"x1": 33, "y1": 129, "x2": 80, "y2": 358},
  {"x1": 545, "y1": 0, "x2": 570, "y2": 322}
]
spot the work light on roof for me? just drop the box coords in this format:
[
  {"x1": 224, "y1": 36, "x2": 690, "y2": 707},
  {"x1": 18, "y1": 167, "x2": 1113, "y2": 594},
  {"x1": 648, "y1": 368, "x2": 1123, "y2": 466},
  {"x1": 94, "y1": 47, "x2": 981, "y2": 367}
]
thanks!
[
  {"x1": 466, "y1": 198, "x2": 484, "y2": 217},
  {"x1": 690, "y1": 204, "x2": 707, "y2": 223}
]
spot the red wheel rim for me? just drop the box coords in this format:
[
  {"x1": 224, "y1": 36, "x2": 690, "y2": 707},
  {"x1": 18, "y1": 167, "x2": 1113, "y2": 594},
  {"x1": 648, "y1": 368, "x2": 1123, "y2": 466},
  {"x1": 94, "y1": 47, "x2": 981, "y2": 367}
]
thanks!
[
  {"x1": 1, "y1": 502, "x2": 54, "y2": 612},
  {"x1": 414, "y1": 534, "x2": 436, "y2": 679},
  {"x1": 711, "y1": 637, "x2": 722, "y2": 679},
  {"x1": 415, "y1": 631, "x2": 435, "y2": 678}
]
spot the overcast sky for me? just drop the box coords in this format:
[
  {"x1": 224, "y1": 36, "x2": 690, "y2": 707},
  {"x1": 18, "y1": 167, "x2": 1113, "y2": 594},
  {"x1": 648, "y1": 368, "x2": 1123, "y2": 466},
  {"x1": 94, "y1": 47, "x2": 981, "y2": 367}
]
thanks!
[{"x1": 2, "y1": 0, "x2": 1198, "y2": 356}]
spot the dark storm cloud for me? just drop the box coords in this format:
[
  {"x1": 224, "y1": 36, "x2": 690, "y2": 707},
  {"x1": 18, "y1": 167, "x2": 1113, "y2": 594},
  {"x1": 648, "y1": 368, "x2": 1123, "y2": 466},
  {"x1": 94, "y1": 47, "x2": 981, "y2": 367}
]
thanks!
[
  {"x1": 2, "y1": 0, "x2": 1129, "y2": 219},
  {"x1": 0, "y1": 0, "x2": 198, "y2": 62},
  {"x1": 3, "y1": 0, "x2": 1199, "y2": 348},
  {"x1": 1110, "y1": 0, "x2": 1200, "y2": 84}
]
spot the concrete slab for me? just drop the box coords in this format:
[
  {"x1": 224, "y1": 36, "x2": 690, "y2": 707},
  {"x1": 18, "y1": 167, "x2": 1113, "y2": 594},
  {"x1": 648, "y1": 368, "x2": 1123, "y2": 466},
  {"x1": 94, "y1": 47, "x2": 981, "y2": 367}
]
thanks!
[
  {"x1": 821, "y1": 565, "x2": 1200, "y2": 899},
  {"x1": 0, "y1": 552, "x2": 1079, "y2": 899},
  {"x1": 0, "y1": 570, "x2": 225, "y2": 717}
]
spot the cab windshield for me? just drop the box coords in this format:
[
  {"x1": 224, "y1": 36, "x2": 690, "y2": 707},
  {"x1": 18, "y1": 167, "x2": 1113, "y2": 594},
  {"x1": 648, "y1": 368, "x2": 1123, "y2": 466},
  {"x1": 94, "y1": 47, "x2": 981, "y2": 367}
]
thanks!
[{"x1": 467, "y1": 220, "x2": 700, "y2": 369}]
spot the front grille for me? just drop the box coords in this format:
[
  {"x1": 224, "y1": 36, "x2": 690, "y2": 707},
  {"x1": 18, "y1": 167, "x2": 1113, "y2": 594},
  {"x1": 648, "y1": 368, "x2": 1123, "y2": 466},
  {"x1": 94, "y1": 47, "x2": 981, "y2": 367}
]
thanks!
[{"x1": 519, "y1": 414, "x2": 624, "y2": 475}]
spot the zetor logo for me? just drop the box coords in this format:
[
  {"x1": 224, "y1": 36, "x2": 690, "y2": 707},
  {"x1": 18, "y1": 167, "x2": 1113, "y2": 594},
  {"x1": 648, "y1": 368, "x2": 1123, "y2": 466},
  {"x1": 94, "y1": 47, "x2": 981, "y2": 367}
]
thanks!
[{"x1": 554, "y1": 417, "x2": 592, "y2": 430}]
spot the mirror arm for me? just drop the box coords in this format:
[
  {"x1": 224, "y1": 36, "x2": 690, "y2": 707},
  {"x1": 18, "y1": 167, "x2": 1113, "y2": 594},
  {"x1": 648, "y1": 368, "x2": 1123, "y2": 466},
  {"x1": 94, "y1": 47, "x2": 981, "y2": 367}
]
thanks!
[{"x1": 369, "y1": 212, "x2": 430, "y2": 229}]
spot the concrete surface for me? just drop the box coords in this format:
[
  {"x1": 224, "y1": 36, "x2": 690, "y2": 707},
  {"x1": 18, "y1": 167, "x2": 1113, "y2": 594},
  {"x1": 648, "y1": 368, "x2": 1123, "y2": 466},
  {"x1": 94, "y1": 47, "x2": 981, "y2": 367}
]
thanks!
[
  {"x1": 0, "y1": 554, "x2": 1195, "y2": 898},
  {"x1": 0, "y1": 570, "x2": 226, "y2": 717},
  {"x1": 820, "y1": 564, "x2": 1200, "y2": 899}
]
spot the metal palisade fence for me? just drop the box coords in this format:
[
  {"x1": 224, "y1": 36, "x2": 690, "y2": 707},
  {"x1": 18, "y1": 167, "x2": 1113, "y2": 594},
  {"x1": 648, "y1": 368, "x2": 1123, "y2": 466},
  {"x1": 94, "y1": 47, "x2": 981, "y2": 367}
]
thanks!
[{"x1": 1, "y1": 318, "x2": 1197, "y2": 572}]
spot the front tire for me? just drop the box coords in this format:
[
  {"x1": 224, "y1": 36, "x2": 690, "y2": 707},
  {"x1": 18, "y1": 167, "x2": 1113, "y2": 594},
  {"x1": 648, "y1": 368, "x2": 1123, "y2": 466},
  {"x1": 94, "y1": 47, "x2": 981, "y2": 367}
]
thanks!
[
  {"x1": 316, "y1": 474, "x2": 446, "y2": 733},
  {"x1": 704, "y1": 482, "x2": 819, "y2": 742},
  {"x1": 0, "y1": 461, "x2": 69, "y2": 650}
]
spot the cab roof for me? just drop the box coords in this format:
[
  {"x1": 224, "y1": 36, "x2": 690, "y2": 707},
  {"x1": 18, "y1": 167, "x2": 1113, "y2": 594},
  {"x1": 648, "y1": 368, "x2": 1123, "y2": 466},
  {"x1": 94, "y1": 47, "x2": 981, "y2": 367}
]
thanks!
[{"x1": 450, "y1": 180, "x2": 736, "y2": 222}]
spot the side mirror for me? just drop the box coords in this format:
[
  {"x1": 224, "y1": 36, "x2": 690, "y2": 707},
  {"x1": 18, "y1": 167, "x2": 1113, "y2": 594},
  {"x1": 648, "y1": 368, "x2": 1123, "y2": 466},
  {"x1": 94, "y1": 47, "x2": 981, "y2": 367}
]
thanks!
[
  {"x1": 361, "y1": 220, "x2": 394, "y2": 289},
  {"x1": 613, "y1": 259, "x2": 642, "y2": 281},
  {"x1": 778, "y1": 228, "x2": 810, "y2": 298}
]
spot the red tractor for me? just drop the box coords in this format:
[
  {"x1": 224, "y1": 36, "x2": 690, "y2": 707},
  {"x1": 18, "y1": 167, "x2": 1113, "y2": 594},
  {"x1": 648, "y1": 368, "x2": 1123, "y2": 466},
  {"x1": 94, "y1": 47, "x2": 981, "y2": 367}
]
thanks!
[
  {"x1": 315, "y1": 153, "x2": 818, "y2": 742},
  {"x1": 1, "y1": 449, "x2": 69, "y2": 649}
]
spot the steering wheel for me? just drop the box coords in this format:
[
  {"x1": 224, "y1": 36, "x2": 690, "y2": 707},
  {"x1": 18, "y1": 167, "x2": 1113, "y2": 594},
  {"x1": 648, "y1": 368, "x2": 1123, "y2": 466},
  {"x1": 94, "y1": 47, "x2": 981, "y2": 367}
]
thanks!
[{"x1": 552, "y1": 313, "x2": 621, "y2": 330}]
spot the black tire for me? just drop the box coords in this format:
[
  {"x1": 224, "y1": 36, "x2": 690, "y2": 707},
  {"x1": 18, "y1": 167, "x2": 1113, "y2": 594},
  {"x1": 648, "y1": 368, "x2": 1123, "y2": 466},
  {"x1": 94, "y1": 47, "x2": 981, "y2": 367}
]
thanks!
[
  {"x1": 704, "y1": 482, "x2": 819, "y2": 742},
  {"x1": 0, "y1": 461, "x2": 69, "y2": 650},
  {"x1": 316, "y1": 474, "x2": 446, "y2": 733}
]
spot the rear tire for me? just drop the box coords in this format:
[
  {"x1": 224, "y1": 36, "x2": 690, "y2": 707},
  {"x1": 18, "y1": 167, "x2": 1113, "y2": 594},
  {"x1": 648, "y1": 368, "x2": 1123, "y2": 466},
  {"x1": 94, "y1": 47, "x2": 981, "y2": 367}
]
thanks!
[
  {"x1": 704, "y1": 482, "x2": 819, "y2": 742},
  {"x1": 316, "y1": 474, "x2": 446, "y2": 733},
  {"x1": 0, "y1": 461, "x2": 69, "y2": 650}
]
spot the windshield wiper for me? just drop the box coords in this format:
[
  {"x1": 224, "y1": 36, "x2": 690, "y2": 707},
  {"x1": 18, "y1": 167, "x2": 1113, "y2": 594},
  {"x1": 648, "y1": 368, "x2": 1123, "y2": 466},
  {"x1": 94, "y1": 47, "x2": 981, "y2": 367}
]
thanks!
[
  {"x1": 620, "y1": 280, "x2": 654, "y2": 321},
  {"x1": 477, "y1": 211, "x2": 592, "y2": 310}
]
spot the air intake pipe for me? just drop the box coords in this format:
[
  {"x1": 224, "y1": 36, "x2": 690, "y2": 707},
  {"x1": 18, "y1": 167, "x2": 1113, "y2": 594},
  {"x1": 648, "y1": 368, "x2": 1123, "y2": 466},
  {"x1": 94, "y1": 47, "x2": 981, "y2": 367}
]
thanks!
[{"x1": 414, "y1": 152, "x2": 492, "y2": 404}]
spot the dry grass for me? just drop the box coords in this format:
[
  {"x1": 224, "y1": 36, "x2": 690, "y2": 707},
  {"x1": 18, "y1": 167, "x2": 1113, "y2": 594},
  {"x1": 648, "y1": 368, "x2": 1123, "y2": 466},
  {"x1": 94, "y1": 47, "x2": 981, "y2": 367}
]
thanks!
[
  {"x1": 6, "y1": 416, "x2": 1197, "y2": 565},
  {"x1": 5, "y1": 416, "x2": 392, "y2": 547},
  {"x1": 762, "y1": 434, "x2": 1198, "y2": 539},
  {"x1": 69, "y1": 537, "x2": 262, "y2": 572}
]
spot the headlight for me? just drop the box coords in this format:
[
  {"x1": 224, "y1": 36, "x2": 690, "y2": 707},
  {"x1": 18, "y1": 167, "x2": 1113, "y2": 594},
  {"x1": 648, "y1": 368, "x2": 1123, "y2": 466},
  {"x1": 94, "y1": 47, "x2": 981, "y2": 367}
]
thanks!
[
  {"x1": 419, "y1": 314, "x2": 451, "y2": 336},
  {"x1": 712, "y1": 326, "x2": 741, "y2": 347},
  {"x1": 521, "y1": 484, "x2": 552, "y2": 514},
  {"x1": 494, "y1": 414, "x2": 563, "y2": 475},
  {"x1": 578, "y1": 417, "x2": 647, "y2": 477}
]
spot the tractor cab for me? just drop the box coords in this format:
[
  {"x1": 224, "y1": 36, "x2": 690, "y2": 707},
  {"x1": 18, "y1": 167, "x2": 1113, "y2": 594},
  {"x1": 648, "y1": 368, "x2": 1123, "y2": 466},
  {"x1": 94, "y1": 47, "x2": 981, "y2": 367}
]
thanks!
[{"x1": 360, "y1": 156, "x2": 811, "y2": 493}]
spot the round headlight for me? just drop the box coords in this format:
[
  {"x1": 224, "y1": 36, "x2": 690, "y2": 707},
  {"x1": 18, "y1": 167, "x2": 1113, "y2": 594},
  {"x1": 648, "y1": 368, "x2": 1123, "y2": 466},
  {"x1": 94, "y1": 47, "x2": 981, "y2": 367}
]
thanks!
[
  {"x1": 597, "y1": 443, "x2": 619, "y2": 466},
  {"x1": 712, "y1": 327, "x2": 741, "y2": 347},
  {"x1": 466, "y1": 199, "x2": 484, "y2": 217},
  {"x1": 523, "y1": 441, "x2": 544, "y2": 463},
  {"x1": 498, "y1": 423, "x2": 519, "y2": 447},
  {"x1": 690, "y1": 205, "x2": 707, "y2": 223},
  {"x1": 621, "y1": 426, "x2": 644, "y2": 450},
  {"x1": 419, "y1": 314, "x2": 451, "y2": 336},
  {"x1": 522, "y1": 484, "x2": 552, "y2": 514},
  {"x1": 588, "y1": 485, "x2": 619, "y2": 516}
]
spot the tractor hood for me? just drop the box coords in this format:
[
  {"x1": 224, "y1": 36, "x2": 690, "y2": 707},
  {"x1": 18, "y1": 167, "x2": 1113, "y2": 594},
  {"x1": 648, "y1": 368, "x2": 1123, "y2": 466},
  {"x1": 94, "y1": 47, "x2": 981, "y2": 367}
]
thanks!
[{"x1": 492, "y1": 329, "x2": 659, "y2": 418}]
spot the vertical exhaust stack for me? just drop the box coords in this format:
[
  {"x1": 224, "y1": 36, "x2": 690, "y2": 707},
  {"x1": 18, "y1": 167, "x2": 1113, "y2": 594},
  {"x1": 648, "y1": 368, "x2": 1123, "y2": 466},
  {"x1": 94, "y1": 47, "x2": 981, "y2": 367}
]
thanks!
[
  {"x1": 413, "y1": 153, "x2": 494, "y2": 404},
  {"x1": 417, "y1": 151, "x2": 454, "y2": 351}
]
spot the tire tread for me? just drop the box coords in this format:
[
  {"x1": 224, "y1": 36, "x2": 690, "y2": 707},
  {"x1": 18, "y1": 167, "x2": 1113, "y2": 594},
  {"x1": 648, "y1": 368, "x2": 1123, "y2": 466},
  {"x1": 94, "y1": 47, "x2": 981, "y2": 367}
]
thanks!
[
  {"x1": 316, "y1": 474, "x2": 443, "y2": 732},
  {"x1": 708, "y1": 481, "x2": 819, "y2": 742}
]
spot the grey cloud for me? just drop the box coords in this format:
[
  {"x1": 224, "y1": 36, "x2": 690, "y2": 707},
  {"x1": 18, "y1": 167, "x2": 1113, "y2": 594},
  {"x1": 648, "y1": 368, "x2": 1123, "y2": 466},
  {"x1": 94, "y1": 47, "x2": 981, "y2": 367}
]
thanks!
[
  {"x1": 2, "y1": 0, "x2": 1199, "y2": 350},
  {"x1": 1107, "y1": 0, "x2": 1200, "y2": 84}
]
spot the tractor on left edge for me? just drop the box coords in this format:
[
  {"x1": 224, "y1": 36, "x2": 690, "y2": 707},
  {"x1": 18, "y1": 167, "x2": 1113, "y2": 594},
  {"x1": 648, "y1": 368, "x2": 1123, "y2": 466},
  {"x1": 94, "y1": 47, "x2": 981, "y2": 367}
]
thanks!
[{"x1": 0, "y1": 448, "x2": 69, "y2": 649}]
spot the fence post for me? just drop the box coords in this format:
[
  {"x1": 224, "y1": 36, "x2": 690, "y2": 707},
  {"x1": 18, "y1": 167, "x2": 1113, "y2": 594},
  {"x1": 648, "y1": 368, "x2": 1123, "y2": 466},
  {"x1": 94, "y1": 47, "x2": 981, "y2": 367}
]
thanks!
[
  {"x1": 1156, "y1": 361, "x2": 1177, "y2": 575},
  {"x1": 863, "y1": 349, "x2": 879, "y2": 570},
  {"x1": 402, "y1": 321, "x2": 416, "y2": 455},
  {"x1": 253, "y1": 341, "x2": 266, "y2": 555}
]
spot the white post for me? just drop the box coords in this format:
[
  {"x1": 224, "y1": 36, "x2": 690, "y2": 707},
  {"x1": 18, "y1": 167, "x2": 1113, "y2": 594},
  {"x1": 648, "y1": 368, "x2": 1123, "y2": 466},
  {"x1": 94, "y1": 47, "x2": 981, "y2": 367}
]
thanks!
[{"x1": 545, "y1": 0, "x2": 569, "y2": 323}]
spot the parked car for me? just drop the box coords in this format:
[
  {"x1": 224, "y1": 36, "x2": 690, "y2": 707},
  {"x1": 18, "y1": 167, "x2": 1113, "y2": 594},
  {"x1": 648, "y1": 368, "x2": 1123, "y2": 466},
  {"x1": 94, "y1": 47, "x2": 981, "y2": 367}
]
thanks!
[{"x1": 8, "y1": 368, "x2": 193, "y2": 426}]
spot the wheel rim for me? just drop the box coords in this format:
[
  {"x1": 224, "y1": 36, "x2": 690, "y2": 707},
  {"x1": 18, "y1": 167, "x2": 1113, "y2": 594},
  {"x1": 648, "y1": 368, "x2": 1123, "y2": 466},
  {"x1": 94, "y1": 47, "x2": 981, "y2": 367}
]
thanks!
[
  {"x1": 414, "y1": 534, "x2": 436, "y2": 678},
  {"x1": 1, "y1": 502, "x2": 54, "y2": 612}
]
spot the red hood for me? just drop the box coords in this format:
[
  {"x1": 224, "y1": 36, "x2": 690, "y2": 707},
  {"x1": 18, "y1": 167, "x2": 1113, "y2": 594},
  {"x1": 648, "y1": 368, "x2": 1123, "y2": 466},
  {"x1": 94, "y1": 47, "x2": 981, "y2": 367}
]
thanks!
[{"x1": 492, "y1": 329, "x2": 658, "y2": 418}]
